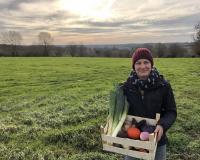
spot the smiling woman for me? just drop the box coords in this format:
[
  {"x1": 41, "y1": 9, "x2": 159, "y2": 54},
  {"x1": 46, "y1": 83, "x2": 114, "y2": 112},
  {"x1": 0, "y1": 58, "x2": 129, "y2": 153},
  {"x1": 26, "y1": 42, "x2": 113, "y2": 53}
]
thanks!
[{"x1": 59, "y1": 0, "x2": 115, "y2": 20}]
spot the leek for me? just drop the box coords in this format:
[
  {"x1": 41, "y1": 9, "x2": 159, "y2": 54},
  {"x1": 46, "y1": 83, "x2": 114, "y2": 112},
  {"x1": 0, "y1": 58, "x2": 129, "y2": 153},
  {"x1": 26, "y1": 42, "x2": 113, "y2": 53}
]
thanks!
[
  {"x1": 111, "y1": 85, "x2": 125, "y2": 132},
  {"x1": 112, "y1": 97, "x2": 129, "y2": 137},
  {"x1": 107, "y1": 84, "x2": 129, "y2": 136},
  {"x1": 107, "y1": 89, "x2": 116, "y2": 135}
]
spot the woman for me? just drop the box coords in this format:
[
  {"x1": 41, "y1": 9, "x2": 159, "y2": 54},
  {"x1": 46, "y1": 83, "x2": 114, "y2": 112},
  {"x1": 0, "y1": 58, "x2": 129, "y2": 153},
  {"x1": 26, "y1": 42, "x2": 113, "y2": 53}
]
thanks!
[{"x1": 123, "y1": 48, "x2": 177, "y2": 160}]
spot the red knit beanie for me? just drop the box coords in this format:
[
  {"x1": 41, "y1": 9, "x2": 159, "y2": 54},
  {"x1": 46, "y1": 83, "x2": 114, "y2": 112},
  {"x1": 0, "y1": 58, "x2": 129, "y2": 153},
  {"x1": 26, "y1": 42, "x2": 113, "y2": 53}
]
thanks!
[{"x1": 132, "y1": 48, "x2": 154, "y2": 70}]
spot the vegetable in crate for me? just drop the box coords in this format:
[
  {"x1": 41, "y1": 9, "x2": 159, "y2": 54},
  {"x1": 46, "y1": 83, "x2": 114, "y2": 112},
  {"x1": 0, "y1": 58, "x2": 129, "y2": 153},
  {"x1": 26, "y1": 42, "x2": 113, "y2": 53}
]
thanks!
[
  {"x1": 140, "y1": 132, "x2": 149, "y2": 141},
  {"x1": 117, "y1": 130, "x2": 128, "y2": 138},
  {"x1": 131, "y1": 118, "x2": 137, "y2": 128},
  {"x1": 136, "y1": 119, "x2": 146, "y2": 129},
  {"x1": 141, "y1": 125, "x2": 155, "y2": 133},
  {"x1": 134, "y1": 119, "x2": 155, "y2": 133},
  {"x1": 122, "y1": 119, "x2": 132, "y2": 131},
  {"x1": 127, "y1": 127, "x2": 141, "y2": 139},
  {"x1": 117, "y1": 119, "x2": 130, "y2": 138},
  {"x1": 138, "y1": 120, "x2": 156, "y2": 133},
  {"x1": 107, "y1": 84, "x2": 129, "y2": 136}
]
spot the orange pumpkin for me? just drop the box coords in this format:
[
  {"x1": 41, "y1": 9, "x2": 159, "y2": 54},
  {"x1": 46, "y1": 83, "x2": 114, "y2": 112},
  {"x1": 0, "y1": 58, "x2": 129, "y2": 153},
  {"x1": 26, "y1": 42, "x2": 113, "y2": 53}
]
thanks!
[{"x1": 127, "y1": 127, "x2": 141, "y2": 139}]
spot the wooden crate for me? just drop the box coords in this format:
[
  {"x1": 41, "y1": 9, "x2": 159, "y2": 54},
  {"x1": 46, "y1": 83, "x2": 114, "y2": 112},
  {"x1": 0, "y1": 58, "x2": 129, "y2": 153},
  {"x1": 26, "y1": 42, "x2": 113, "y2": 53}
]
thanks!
[{"x1": 101, "y1": 114, "x2": 160, "y2": 160}]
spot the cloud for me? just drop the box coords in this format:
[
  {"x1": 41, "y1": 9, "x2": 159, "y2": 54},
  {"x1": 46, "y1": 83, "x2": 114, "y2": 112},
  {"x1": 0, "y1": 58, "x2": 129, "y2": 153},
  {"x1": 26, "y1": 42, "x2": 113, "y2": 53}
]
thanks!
[{"x1": 0, "y1": 0, "x2": 200, "y2": 44}]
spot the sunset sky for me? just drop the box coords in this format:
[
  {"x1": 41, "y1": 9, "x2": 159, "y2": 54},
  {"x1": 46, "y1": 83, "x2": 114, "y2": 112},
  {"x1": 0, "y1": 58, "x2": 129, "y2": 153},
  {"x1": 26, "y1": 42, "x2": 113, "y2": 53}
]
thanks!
[{"x1": 0, "y1": 0, "x2": 200, "y2": 45}]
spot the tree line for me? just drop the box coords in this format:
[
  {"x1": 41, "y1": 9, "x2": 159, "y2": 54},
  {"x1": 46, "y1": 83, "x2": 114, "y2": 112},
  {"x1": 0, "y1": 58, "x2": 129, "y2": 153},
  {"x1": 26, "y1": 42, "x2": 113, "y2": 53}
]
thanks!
[{"x1": 0, "y1": 22, "x2": 199, "y2": 57}]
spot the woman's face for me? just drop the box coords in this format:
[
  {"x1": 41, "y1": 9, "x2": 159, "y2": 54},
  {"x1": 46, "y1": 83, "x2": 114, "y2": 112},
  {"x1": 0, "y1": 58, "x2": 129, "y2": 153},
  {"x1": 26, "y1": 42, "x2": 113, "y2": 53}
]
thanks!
[{"x1": 134, "y1": 59, "x2": 152, "y2": 80}]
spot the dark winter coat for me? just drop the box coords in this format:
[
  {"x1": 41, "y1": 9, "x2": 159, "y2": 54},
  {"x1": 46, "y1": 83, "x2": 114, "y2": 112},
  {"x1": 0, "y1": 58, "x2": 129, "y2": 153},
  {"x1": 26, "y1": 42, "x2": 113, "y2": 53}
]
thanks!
[{"x1": 123, "y1": 76, "x2": 177, "y2": 146}]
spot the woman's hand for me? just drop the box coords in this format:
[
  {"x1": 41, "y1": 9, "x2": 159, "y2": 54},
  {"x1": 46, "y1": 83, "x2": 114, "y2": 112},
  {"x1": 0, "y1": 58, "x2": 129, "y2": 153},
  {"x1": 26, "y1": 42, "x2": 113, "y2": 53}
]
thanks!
[{"x1": 154, "y1": 125, "x2": 164, "y2": 142}]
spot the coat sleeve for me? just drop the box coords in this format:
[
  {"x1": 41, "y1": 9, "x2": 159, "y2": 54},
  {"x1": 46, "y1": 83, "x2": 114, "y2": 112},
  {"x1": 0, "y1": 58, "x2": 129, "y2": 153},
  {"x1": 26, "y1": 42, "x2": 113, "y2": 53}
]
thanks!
[{"x1": 157, "y1": 82, "x2": 177, "y2": 132}]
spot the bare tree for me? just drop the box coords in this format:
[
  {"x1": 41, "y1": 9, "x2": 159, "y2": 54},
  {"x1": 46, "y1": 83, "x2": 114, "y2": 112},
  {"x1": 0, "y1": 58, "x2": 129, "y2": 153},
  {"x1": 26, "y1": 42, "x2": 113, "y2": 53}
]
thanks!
[
  {"x1": 38, "y1": 32, "x2": 53, "y2": 56},
  {"x1": 67, "y1": 43, "x2": 78, "y2": 57},
  {"x1": 0, "y1": 31, "x2": 23, "y2": 56},
  {"x1": 154, "y1": 43, "x2": 167, "y2": 57},
  {"x1": 193, "y1": 22, "x2": 200, "y2": 56},
  {"x1": 168, "y1": 43, "x2": 187, "y2": 57}
]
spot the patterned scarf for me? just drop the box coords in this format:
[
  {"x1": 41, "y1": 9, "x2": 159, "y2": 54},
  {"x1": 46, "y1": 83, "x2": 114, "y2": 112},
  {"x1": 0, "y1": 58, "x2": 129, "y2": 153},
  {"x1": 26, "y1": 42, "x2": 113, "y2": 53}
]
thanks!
[{"x1": 128, "y1": 68, "x2": 164, "y2": 90}]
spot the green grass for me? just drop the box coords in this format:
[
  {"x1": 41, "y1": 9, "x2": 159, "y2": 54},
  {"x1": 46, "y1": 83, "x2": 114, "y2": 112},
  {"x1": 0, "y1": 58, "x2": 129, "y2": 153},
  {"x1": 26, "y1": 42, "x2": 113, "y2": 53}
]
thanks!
[{"x1": 0, "y1": 57, "x2": 199, "y2": 160}]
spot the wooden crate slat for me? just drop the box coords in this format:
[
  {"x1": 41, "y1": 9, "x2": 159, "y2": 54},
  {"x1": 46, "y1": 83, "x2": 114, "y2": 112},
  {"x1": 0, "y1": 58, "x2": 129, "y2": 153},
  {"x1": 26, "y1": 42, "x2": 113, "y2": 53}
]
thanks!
[
  {"x1": 151, "y1": 143, "x2": 157, "y2": 160},
  {"x1": 103, "y1": 144, "x2": 153, "y2": 160},
  {"x1": 102, "y1": 134, "x2": 155, "y2": 150}
]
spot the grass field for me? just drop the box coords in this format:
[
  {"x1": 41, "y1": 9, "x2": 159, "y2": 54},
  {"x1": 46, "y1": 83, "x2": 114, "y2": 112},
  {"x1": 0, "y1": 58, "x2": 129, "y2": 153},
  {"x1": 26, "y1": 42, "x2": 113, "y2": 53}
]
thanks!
[{"x1": 0, "y1": 57, "x2": 200, "y2": 160}]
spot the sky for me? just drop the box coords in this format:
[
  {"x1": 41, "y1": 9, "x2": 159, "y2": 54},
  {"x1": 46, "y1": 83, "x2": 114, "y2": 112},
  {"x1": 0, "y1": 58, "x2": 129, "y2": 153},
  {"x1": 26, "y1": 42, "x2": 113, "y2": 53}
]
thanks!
[{"x1": 0, "y1": 0, "x2": 200, "y2": 45}]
